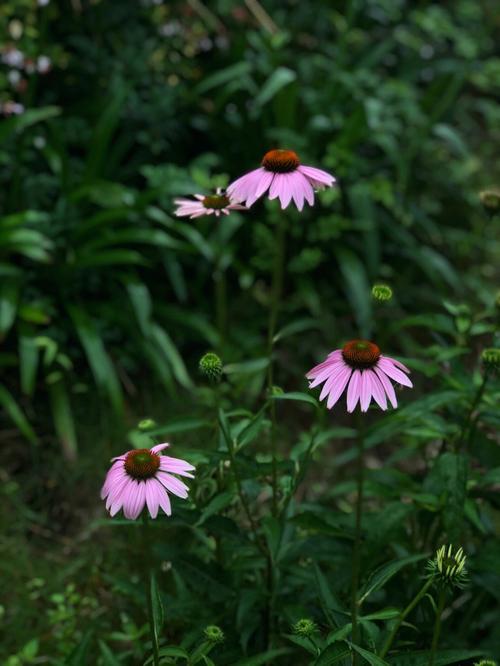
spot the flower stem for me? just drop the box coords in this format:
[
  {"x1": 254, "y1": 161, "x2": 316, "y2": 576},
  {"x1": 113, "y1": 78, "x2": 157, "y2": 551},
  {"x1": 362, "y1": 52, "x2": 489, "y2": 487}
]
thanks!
[
  {"x1": 214, "y1": 266, "x2": 227, "y2": 348},
  {"x1": 350, "y1": 419, "x2": 364, "y2": 661},
  {"x1": 379, "y1": 577, "x2": 435, "y2": 658},
  {"x1": 429, "y1": 588, "x2": 446, "y2": 666},
  {"x1": 267, "y1": 215, "x2": 287, "y2": 516},
  {"x1": 142, "y1": 514, "x2": 160, "y2": 666},
  {"x1": 458, "y1": 371, "x2": 489, "y2": 450}
]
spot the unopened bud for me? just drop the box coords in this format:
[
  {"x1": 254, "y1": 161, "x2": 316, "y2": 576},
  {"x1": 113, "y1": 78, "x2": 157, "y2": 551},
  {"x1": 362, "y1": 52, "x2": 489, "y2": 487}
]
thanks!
[
  {"x1": 203, "y1": 624, "x2": 224, "y2": 643},
  {"x1": 479, "y1": 189, "x2": 500, "y2": 211},
  {"x1": 292, "y1": 618, "x2": 317, "y2": 638},
  {"x1": 199, "y1": 352, "x2": 223, "y2": 383},
  {"x1": 138, "y1": 418, "x2": 156, "y2": 432},
  {"x1": 482, "y1": 348, "x2": 500, "y2": 372},
  {"x1": 372, "y1": 284, "x2": 393, "y2": 302}
]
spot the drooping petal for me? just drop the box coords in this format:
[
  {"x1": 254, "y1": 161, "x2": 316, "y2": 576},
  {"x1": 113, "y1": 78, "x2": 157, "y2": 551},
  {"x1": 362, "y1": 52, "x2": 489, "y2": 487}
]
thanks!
[
  {"x1": 347, "y1": 369, "x2": 362, "y2": 412},
  {"x1": 227, "y1": 168, "x2": 266, "y2": 205},
  {"x1": 123, "y1": 480, "x2": 146, "y2": 520},
  {"x1": 151, "y1": 443, "x2": 170, "y2": 454},
  {"x1": 308, "y1": 359, "x2": 345, "y2": 389},
  {"x1": 160, "y1": 456, "x2": 195, "y2": 478},
  {"x1": 109, "y1": 477, "x2": 133, "y2": 517},
  {"x1": 145, "y1": 479, "x2": 160, "y2": 519},
  {"x1": 156, "y1": 481, "x2": 172, "y2": 516},
  {"x1": 326, "y1": 365, "x2": 352, "y2": 409},
  {"x1": 297, "y1": 164, "x2": 336, "y2": 187},
  {"x1": 382, "y1": 356, "x2": 411, "y2": 373},
  {"x1": 368, "y1": 370, "x2": 387, "y2": 410},
  {"x1": 377, "y1": 358, "x2": 413, "y2": 387},
  {"x1": 250, "y1": 169, "x2": 274, "y2": 204},
  {"x1": 360, "y1": 370, "x2": 373, "y2": 412},
  {"x1": 374, "y1": 367, "x2": 398, "y2": 409},
  {"x1": 319, "y1": 362, "x2": 349, "y2": 401},
  {"x1": 100, "y1": 464, "x2": 126, "y2": 499},
  {"x1": 156, "y1": 471, "x2": 189, "y2": 499}
]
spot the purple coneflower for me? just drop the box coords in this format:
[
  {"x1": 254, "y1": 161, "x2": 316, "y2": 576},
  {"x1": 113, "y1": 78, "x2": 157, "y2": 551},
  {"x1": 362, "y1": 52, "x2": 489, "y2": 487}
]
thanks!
[
  {"x1": 173, "y1": 188, "x2": 246, "y2": 218},
  {"x1": 101, "y1": 443, "x2": 195, "y2": 520},
  {"x1": 227, "y1": 149, "x2": 336, "y2": 211},
  {"x1": 307, "y1": 340, "x2": 413, "y2": 412}
]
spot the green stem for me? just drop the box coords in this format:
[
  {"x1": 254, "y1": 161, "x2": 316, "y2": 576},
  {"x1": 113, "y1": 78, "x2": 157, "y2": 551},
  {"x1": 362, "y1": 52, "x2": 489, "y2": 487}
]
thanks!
[
  {"x1": 267, "y1": 215, "x2": 287, "y2": 516},
  {"x1": 350, "y1": 421, "x2": 364, "y2": 662},
  {"x1": 214, "y1": 266, "x2": 227, "y2": 349},
  {"x1": 379, "y1": 577, "x2": 435, "y2": 658},
  {"x1": 142, "y1": 514, "x2": 160, "y2": 666},
  {"x1": 429, "y1": 588, "x2": 446, "y2": 666},
  {"x1": 458, "y1": 371, "x2": 489, "y2": 450}
]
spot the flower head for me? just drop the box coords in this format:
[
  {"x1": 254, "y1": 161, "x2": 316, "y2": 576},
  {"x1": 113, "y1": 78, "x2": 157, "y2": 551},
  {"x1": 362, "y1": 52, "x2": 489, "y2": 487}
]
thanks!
[
  {"x1": 203, "y1": 625, "x2": 225, "y2": 643},
  {"x1": 479, "y1": 188, "x2": 500, "y2": 211},
  {"x1": 427, "y1": 544, "x2": 468, "y2": 588},
  {"x1": 227, "y1": 149, "x2": 336, "y2": 211},
  {"x1": 174, "y1": 188, "x2": 246, "y2": 218},
  {"x1": 100, "y1": 443, "x2": 195, "y2": 520},
  {"x1": 199, "y1": 352, "x2": 223, "y2": 383},
  {"x1": 292, "y1": 618, "x2": 318, "y2": 638},
  {"x1": 372, "y1": 284, "x2": 393, "y2": 302},
  {"x1": 474, "y1": 661, "x2": 497, "y2": 666},
  {"x1": 481, "y1": 348, "x2": 500, "y2": 373},
  {"x1": 306, "y1": 340, "x2": 413, "y2": 412}
]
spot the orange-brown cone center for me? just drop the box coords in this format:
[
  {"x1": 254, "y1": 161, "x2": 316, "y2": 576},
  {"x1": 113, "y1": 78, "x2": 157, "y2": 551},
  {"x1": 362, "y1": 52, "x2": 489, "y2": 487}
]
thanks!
[
  {"x1": 124, "y1": 449, "x2": 160, "y2": 479},
  {"x1": 342, "y1": 340, "x2": 381, "y2": 369},
  {"x1": 203, "y1": 194, "x2": 230, "y2": 210},
  {"x1": 262, "y1": 149, "x2": 300, "y2": 173}
]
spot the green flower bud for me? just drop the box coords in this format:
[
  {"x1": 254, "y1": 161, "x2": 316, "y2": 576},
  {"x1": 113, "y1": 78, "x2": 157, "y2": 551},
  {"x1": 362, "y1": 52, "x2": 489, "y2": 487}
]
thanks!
[
  {"x1": 427, "y1": 544, "x2": 468, "y2": 588},
  {"x1": 292, "y1": 618, "x2": 317, "y2": 638},
  {"x1": 138, "y1": 418, "x2": 156, "y2": 432},
  {"x1": 371, "y1": 284, "x2": 393, "y2": 302},
  {"x1": 203, "y1": 625, "x2": 224, "y2": 643},
  {"x1": 474, "y1": 661, "x2": 497, "y2": 666},
  {"x1": 479, "y1": 189, "x2": 500, "y2": 210},
  {"x1": 482, "y1": 348, "x2": 500, "y2": 372},
  {"x1": 199, "y1": 352, "x2": 223, "y2": 383}
]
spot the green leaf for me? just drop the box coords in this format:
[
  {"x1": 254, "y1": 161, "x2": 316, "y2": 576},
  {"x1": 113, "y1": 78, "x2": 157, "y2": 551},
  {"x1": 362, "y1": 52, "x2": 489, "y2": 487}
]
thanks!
[
  {"x1": 391, "y1": 649, "x2": 485, "y2": 666},
  {"x1": 314, "y1": 642, "x2": 351, "y2": 665},
  {"x1": 150, "y1": 571, "x2": 164, "y2": 650},
  {"x1": 254, "y1": 66, "x2": 296, "y2": 108},
  {"x1": 150, "y1": 324, "x2": 192, "y2": 389},
  {"x1": 336, "y1": 248, "x2": 372, "y2": 338},
  {"x1": 195, "y1": 61, "x2": 252, "y2": 94},
  {"x1": 273, "y1": 317, "x2": 318, "y2": 342},
  {"x1": 19, "y1": 329, "x2": 39, "y2": 396},
  {"x1": 0, "y1": 106, "x2": 60, "y2": 143},
  {"x1": 232, "y1": 648, "x2": 292, "y2": 666},
  {"x1": 270, "y1": 391, "x2": 319, "y2": 408},
  {"x1": 68, "y1": 304, "x2": 123, "y2": 414},
  {"x1": 65, "y1": 629, "x2": 94, "y2": 665},
  {"x1": 0, "y1": 279, "x2": 19, "y2": 336},
  {"x1": 314, "y1": 564, "x2": 347, "y2": 627},
  {"x1": 84, "y1": 86, "x2": 127, "y2": 181},
  {"x1": 126, "y1": 279, "x2": 152, "y2": 336},
  {"x1": 358, "y1": 554, "x2": 426, "y2": 604},
  {"x1": 425, "y1": 452, "x2": 467, "y2": 542},
  {"x1": 350, "y1": 644, "x2": 389, "y2": 665},
  {"x1": 0, "y1": 383, "x2": 37, "y2": 443},
  {"x1": 195, "y1": 491, "x2": 234, "y2": 526},
  {"x1": 98, "y1": 641, "x2": 121, "y2": 666},
  {"x1": 48, "y1": 377, "x2": 78, "y2": 461}
]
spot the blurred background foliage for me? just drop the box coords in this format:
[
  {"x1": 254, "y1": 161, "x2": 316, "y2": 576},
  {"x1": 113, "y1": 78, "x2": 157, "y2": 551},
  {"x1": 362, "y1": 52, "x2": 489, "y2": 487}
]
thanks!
[{"x1": 1, "y1": 0, "x2": 499, "y2": 663}]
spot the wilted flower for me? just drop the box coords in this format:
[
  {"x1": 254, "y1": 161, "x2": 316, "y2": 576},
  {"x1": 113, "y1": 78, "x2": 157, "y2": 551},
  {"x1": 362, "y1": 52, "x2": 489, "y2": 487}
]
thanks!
[
  {"x1": 227, "y1": 149, "x2": 336, "y2": 211},
  {"x1": 292, "y1": 618, "x2": 318, "y2": 638},
  {"x1": 307, "y1": 340, "x2": 412, "y2": 411},
  {"x1": 203, "y1": 625, "x2": 225, "y2": 643},
  {"x1": 101, "y1": 443, "x2": 195, "y2": 520},
  {"x1": 199, "y1": 352, "x2": 223, "y2": 383},
  {"x1": 482, "y1": 348, "x2": 500, "y2": 372},
  {"x1": 372, "y1": 284, "x2": 393, "y2": 302},
  {"x1": 174, "y1": 188, "x2": 246, "y2": 218},
  {"x1": 427, "y1": 544, "x2": 468, "y2": 588}
]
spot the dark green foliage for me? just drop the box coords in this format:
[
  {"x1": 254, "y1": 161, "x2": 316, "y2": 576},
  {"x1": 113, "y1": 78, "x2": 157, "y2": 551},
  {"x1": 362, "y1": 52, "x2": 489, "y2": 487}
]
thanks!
[{"x1": 1, "y1": 0, "x2": 499, "y2": 664}]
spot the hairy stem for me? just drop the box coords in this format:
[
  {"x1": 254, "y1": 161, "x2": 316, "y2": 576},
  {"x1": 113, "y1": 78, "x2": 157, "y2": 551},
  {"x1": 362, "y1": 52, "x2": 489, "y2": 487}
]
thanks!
[
  {"x1": 429, "y1": 588, "x2": 446, "y2": 666},
  {"x1": 379, "y1": 577, "x2": 435, "y2": 658},
  {"x1": 142, "y1": 514, "x2": 160, "y2": 666},
  {"x1": 350, "y1": 421, "x2": 364, "y2": 662},
  {"x1": 267, "y1": 215, "x2": 287, "y2": 516}
]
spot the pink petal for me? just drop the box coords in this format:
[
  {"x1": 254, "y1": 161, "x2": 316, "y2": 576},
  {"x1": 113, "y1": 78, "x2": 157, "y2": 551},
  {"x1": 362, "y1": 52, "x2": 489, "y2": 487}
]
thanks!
[
  {"x1": 326, "y1": 365, "x2": 352, "y2": 409},
  {"x1": 308, "y1": 359, "x2": 345, "y2": 388},
  {"x1": 123, "y1": 480, "x2": 146, "y2": 520},
  {"x1": 319, "y1": 362, "x2": 349, "y2": 401},
  {"x1": 227, "y1": 168, "x2": 266, "y2": 205},
  {"x1": 297, "y1": 165, "x2": 336, "y2": 187},
  {"x1": 156, "y1": 481, "x2": 172, "y2": 516},
  {"x1": 347, "y1": 369, "x2": 362, "y2": 412},
  {"x1": 382, "y1": 355, "x2": 410, "y2": 373},
  {"x1": 100, "y1": 465, "x2": 126, "y2": 499},
  {"x1": 249, "y1": 169, "x2": 274, "y2": 205},
  {"x1": 151, "y1": 443, "x2": 169, "y2": 454},
  {"x1": 377, "y1": 358, "x2": 413, "y2": 388},
  {"x1": 111, "y1": 453, "x2": 128, "y2": 462},
  {"x1": 374, "y1": 367, "x2": 398, "y2": 409},
  {"x1": 160, "y1": 457, "x2": 195, "y2": 478},
  {"x1": 109, "y1": 477, "x2": 133, "y2": 517},
  {"x1": 156, "y1": 471, "x2": 189, "y2": 499},
  {"x1": 106, "y1": 473, "x2": 131, "y2": 509},
  {"x1": 368, "y1": 370, "x2": 387, "y2": 410},
  {"x1": 145, "y1": 480, "x2": 160, "y2": 519},
  {"x1": 360, "y1": 370, "x2": 373, "y2": 412}
]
